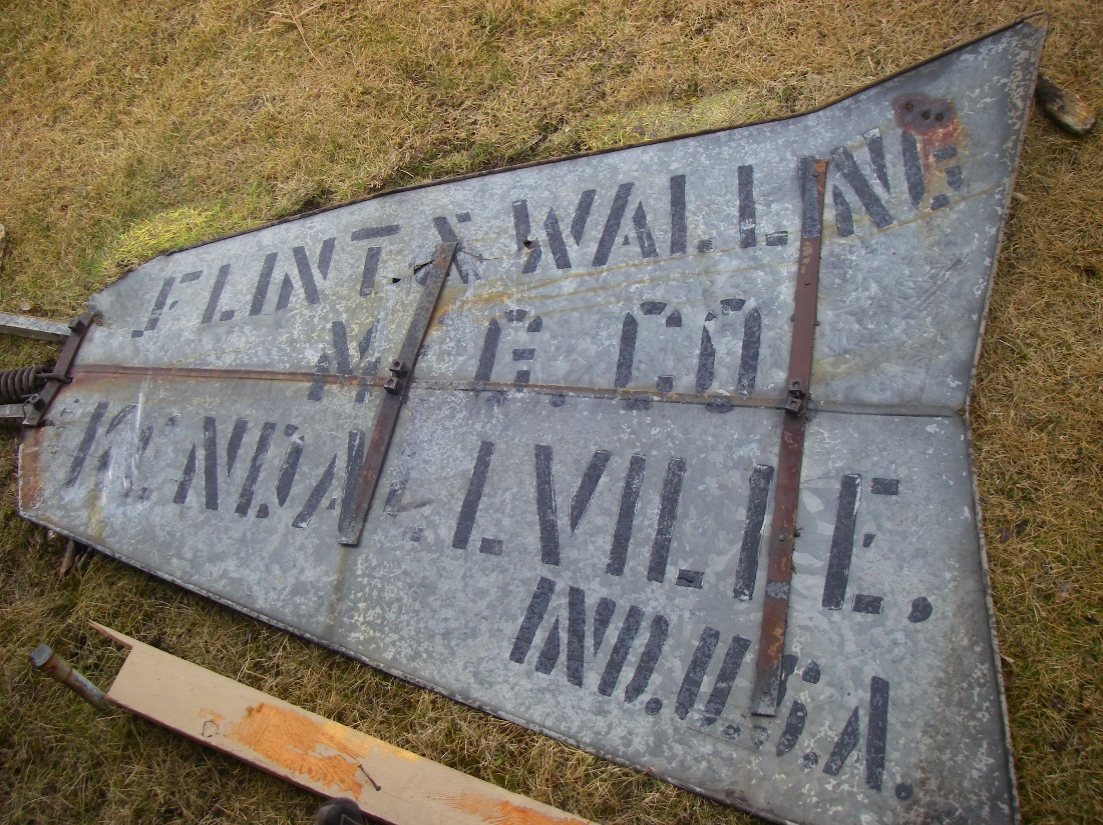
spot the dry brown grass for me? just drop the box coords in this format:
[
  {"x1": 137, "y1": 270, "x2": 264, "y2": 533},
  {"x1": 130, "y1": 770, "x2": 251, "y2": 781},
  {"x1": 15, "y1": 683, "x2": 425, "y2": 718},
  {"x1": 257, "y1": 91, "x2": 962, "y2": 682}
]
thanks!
[{"x1": 1, "y1": 1, "x2": 1101, "y2": 823}]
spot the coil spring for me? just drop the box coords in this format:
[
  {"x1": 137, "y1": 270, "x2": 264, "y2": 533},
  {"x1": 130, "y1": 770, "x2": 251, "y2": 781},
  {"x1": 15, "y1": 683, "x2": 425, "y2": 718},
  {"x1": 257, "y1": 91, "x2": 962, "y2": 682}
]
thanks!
[{"x1": 0, "y1": 366, "x2": 49, "y2": 405}]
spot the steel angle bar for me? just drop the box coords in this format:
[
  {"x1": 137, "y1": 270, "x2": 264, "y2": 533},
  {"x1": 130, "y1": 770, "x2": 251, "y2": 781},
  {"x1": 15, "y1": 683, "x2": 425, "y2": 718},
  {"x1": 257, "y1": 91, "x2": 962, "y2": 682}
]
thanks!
[
  {"x1": 338, "y1": 241, "x2": 457, "y2": 546},
  {"x1": 751, "y1": 157, "x2": 827, "y2": 717},
  {"x1": 0, "y1": 312, "x2": 73, "y2": 342}
]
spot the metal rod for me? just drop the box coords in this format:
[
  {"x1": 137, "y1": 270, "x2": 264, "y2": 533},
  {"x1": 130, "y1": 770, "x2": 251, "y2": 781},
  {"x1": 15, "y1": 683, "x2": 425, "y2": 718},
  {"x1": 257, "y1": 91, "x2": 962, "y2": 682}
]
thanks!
[
  {"x1": 58, "y1": 538, "x2": 77, "y2": 580},
  {"x1": 67, "y1": 364, "x2": 959, "y2": 418},
  {"x1": 750, "y1": 157, "x2": 827, "y2": 717},
  {"x1": 29, "y1": 643, "x2": 110, "y2": 710}
]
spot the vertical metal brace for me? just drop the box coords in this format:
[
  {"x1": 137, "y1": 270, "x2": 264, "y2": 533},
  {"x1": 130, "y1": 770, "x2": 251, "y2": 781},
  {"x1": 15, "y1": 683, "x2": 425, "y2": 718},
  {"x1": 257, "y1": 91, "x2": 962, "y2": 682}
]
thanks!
[
  {"x1": 22, "y1": 311, "x2": 95, "y2": 428},
  {"x1": 338, "y1": 242, "x2": 458, "y2": 546},
  {"x1": 751, "y1": 157, "x2": 827, "y2": 716}
]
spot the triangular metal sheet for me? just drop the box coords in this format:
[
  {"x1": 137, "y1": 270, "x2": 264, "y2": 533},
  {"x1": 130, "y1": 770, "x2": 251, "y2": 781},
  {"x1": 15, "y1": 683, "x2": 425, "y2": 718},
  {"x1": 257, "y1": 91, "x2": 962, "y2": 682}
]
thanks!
[{"x1": 19, "y1": 18, "x2": 1045, "y2": 825}]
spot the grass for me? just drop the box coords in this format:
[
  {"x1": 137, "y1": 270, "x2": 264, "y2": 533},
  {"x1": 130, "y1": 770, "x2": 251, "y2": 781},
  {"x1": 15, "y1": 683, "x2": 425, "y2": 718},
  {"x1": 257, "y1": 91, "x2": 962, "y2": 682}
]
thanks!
[{"x1": 1, "y1": 1, "x2": 1101, "y2": 823}]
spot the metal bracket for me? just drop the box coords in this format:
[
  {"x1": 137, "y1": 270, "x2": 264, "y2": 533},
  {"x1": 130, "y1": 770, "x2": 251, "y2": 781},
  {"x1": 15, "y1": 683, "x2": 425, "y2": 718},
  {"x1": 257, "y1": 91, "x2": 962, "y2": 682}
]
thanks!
[
  {"x1": 784, "y1": 379, "x2": 809, "y2": 416},
  {"x1": 384, "y1": 359, "x2": 409, "y2": 394},
  {"x1": 337, "y1": 242, "x2": 458, "y2": 546},
  {"x1": 23, "y1": 312, "x2": 96, "y2": 428},
  {"x1": 751, "y1": 158, "x2": 827, "y2": 716}
]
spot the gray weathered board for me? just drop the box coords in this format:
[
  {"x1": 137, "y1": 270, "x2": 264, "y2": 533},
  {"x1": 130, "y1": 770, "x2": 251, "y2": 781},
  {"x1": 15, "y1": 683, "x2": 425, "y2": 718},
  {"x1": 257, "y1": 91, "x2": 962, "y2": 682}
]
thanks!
[{"x1": 18, "y1": 18, "x2": 1045, "y2": 825}]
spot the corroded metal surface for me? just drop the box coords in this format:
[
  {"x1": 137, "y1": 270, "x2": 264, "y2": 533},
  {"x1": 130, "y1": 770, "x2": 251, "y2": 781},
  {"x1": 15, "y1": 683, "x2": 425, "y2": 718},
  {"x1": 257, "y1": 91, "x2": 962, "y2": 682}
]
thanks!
[{"x1": 18, "y1": 19, "x2": 1045, "y2": 825}]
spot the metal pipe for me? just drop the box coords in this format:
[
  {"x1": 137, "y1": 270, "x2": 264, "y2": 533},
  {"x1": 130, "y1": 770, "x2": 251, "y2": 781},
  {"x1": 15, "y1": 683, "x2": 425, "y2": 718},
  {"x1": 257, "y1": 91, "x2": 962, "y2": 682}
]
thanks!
[{"x1": 29, "y1": 644, "x2": 110, "y2": 710}]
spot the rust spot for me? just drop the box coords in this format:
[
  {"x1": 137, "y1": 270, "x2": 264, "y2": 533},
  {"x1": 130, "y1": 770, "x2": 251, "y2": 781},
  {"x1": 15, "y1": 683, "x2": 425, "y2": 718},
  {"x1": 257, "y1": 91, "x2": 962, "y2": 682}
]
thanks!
[
  {"x1": 441, "y1": 793, "x2": 591, "y2": 825},
  {"x1": 894, "y1": 95, "x2": 964, "y2": 210},
  {"x1": 200, "y1": 709, "x2": 225, "y2": 739},
  {"x1": 226, "y1": 703, "x2": 365, "y2": 796},
  {"x1": 17, "y1": 435, "x2": 45, "y2": 511},
  {"x1": 895, "y1": 95, "x2": 958, "y2": 137}
]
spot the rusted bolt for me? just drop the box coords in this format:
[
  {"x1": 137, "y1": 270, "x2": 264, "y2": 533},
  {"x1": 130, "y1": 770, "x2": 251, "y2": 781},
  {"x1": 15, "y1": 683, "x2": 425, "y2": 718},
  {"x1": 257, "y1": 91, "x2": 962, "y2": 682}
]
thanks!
[
  {"x1": 904, "y1": 101, "x2": 914, "y2": 112},
  {"x1": 921, "y1": 110, "x2": 931, "y2": 120},
  {"x1": 388, "y1": 359, "x2": 408, "y2": 376},
  {"x1": 935, "y1": 112, "x2": 945, "y2": 122},
  {"x1": 27, "y1": 394, "x2": 45, "y2": 410},
  {"x1": 383, "y1": 377, "x2": 402, "y2": 394},
  {"x1": 29, "y1": 644, "x2": 110, "y2": 710}
]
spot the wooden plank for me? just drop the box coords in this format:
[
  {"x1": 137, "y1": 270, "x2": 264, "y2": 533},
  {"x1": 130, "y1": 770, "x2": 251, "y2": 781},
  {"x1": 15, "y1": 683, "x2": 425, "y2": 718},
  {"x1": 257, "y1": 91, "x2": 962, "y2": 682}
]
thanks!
[{"x1": 91, "y1": 623, "x2": 595, "y2": 825}]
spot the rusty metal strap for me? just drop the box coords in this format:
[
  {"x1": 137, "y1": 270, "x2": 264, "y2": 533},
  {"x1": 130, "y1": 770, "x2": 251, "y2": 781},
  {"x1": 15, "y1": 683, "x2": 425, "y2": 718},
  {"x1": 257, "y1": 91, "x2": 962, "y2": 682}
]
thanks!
[
  {"x1": 23, "y1": 312, "x2": 96, "y2": 428},
  {"x1": 337, "y1": 242, "x2": 458, "y2": 546},
  {"x1": 751, "y1": 158, "x2": 827, "y2": 716}
]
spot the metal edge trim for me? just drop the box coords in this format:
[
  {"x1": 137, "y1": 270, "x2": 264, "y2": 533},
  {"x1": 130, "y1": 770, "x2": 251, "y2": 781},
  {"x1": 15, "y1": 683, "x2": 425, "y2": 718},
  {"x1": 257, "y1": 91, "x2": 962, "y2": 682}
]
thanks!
[{"x1": 959, "y1": 20, "x2": 1049, "y2": 825}]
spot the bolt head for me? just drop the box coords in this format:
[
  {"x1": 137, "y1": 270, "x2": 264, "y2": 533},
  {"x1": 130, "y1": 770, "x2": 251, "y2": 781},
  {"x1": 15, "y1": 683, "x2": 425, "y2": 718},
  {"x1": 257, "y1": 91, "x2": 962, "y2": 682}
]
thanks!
[{"x1": 29, "y1": 644, "x2": 54, "y2": 668}]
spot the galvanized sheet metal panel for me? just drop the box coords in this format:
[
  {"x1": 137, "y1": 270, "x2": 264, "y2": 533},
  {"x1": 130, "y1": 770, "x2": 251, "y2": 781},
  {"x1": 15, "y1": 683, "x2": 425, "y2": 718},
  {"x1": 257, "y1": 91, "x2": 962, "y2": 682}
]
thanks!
[{"x1": 19, "y1": 19, "x2": 1044, "y2": 825}]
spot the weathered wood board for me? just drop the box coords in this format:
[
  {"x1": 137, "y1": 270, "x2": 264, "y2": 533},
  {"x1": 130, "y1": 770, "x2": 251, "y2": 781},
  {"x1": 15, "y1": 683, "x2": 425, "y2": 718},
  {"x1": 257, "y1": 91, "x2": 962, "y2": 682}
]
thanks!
[{"x1": 93, "y1": 623, "x2": 593, "y2": 825}]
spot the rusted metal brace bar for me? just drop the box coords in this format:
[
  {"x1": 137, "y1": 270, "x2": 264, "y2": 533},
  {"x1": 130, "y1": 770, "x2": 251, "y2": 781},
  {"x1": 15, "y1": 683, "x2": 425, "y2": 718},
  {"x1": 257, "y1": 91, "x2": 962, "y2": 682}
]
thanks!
[
  {"x1": 751, "y1": 157, "x2": 827, "y2": 717},
  {"x1": 23, "y1": 311, "x2": 95, "y2": 428},
  {"x1": 338, "y1": 242, "x2": 457, "y2": 546}
]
